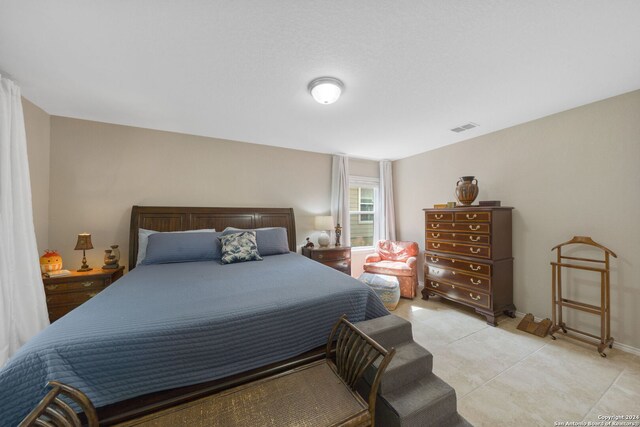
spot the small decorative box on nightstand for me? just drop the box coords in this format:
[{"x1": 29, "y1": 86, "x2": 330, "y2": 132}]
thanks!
[
  {"x1": 43, "y1": 266, "x2": 125, "y2": 322},
  {"x1": 301, "y1": 246, "x2": 352, "y2": 275}
]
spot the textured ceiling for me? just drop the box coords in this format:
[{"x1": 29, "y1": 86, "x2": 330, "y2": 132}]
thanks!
[{"x1": 1, "y1": 1, "x2": 639, "y2": 160}]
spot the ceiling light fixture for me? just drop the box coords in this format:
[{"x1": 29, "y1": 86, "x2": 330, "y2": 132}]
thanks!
[{"x1": 308, "y1": 77, "x2": 344, "y2": 105}]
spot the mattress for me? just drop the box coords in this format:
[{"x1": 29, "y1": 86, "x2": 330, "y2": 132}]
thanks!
[{"x1": 0, "y1": 253, "x2": 388, "y2": 425}]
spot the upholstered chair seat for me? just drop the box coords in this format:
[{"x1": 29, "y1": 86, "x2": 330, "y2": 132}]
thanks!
[{"x1": 364, "y1": 240, "x2": 419, "y2": 298}]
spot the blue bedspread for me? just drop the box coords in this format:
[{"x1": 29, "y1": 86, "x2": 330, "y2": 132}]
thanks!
[{"x1": 0, "y1": 253, "x2": 388, "y2": 425}]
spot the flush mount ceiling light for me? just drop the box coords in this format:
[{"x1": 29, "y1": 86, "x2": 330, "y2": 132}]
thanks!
[{"x1": 308, "y1": 77, "x2": 344, "y2": 105}]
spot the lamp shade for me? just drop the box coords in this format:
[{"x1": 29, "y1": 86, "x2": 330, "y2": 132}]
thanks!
[
  {"x1": 315, "y1": 216, "x2": 334, "y2": 231},
  {"x1": 74, "y1": 233, "x2": 94, "y2": 250}
]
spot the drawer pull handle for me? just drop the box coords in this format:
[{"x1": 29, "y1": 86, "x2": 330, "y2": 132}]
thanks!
[
  {"x1": 470, "y1": 264, "x2": 481, "y2": 271},
  {"x1": 432, "y1": 233, "x2": 440, "y2": 238},
  {"x1": 431, "y1": 282, "x2": 439, "y2": 288},
  {"x1": 451, "y1": 284, "x2": 455, "y2": 289},
  {"x1": 82, "y1": 282, "x2": 94, "y2": 287},
  {"x1": 466, "y1": 214, "x2": 478, "y2": 220},
  {"x1": 432, "y1": 243, "x2": 441, "y2": 248},
  {"x1": 432, "y1": 224, "x2": 440, "y2": 229},
  {"x1": 88, "y1": 292, "x2": 98, "y2": 298},
  {"x1": 318, "y1": 255, "x2": 324, "y2": 259},
  {"x1": 46, "y1": 285, "x2": 58, "y2": 291},
  {"x1": 434, "y1": 214, "x2": 444, "y2": 220},
  {"x1": 469, "y1": 293, "x2": 481, "y2": 301},
  {"x1": 430, "y1": 256, "x2": 439, "y2": 262},
  {"x1": 469, "y1": 225, "x2": 480, "y2": 231},
  {"x1": 470, "y1": 278, "x2": 482, "y2": 285},
  {"x1": 452, "y1": 271, "x2": 456, "y2": 275},
  {"x1": 470, "y1": 247, "x2": 481, "y2": 254},
  {"x1": 469, "y1": 236, "x2": 480, "y2": 242}
]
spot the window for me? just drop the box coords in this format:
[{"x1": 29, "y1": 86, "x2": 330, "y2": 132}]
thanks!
[{"x1": 349, "y1": 176, "x2": 379, "y2": 248}]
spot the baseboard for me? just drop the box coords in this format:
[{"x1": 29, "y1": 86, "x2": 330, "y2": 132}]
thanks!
[{"x1": 515, "y1": 311, "x2": 640, "y2": 356}]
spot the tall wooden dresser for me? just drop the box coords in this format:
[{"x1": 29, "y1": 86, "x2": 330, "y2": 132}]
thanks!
[{"x1": 422, "y1": 206, "x2": 515, "y2": 326}]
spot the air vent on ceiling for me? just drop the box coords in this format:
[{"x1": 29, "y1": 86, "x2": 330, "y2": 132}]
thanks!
[{"x1": 451, "y1": 122, "x2": 479, "y2": 133}]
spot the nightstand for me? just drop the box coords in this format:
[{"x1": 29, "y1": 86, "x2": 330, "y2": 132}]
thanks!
[
  {"x1": 301, "y1": 246, "x2": 351, "y2": 275},
  {"x1": 43, "y1": 266, "x2": 125, "y2": 322}
]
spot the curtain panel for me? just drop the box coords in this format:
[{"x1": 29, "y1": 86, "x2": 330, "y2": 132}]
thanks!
[
  {"x1": 0, "y1": 75, "x2": 49, "y2": 367},
  {"x1": 379, "y1": 160, "x2": 396, "y2": 241},
  {"x1": 330, "y1": 155, "x2": 350, "y2": 246}
]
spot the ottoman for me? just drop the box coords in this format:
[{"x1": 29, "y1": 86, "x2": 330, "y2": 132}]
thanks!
[{"x1": 358, "y1": 272, "x2": 401, "y2": 311}]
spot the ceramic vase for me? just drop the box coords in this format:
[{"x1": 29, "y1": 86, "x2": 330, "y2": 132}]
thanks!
[{"x1": 455, "y1": 176, "x2": 479, "y2": 206}]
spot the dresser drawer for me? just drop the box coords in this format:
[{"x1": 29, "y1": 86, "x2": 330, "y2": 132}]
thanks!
[
  {"x1": 424, "y1": 279, "x2": 490, "y2": 309},
  {"x1": 427, "y1": 265, "x2": 491, "y2": 293},
  {"x1": 425, "y1": 253, "x2": 491, "y2": 277},
  {"x1": 44, "y1": 279, "x2": 104, "y2": 294},
  {"x1": 323, "y1": 260, "x2": 351, "y2": 273},
  {"x1": 426, "y1": 222, "x2": 490, "y2": 234},
  {"x1": 427, "y1": 241, "x2": 491, "y2": 259},
  {"x1": 46, "y1": 289, "x2": 103, "y2": 307},
  {"x1": 426, "y1": 212, "x2": 454, "y2": 222},
  {"x1": 454, "y1": 211, "x2": 491, "y2": 222},
  {"x1": 312, "y1": 249, "x2": 351, "y2": 261},
  {"x1": 47, "y1": 304, "x2": 76, "y2": 322},
  {"x1": 426, "y1": 231, "x2": 490, "y2": 245}
]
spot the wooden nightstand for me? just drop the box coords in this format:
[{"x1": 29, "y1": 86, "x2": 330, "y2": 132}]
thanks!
[
  {"x1": 43, "y1": 266, "x2": 125, "y2": 322},
  {"x1": 301, "y1": 246, "x2": 351, "y2": 275}
]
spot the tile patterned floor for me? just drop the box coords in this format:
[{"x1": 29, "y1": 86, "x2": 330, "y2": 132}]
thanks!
[{"x1": 393, "y1": 295, "x2": 640, "y2": 427}]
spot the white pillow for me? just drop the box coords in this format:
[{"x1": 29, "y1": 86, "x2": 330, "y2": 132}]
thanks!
[{"x1": 136, "y1": 228, "x2": 216, "y2": 266}]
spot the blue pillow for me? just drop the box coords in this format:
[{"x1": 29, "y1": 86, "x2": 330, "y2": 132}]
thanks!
[
  {"x1": 142, "y1": 232, "x2": 222, "y2": 265},
  {"x1": 222, "y1": 227, "x2": 290, "y2": 256}
]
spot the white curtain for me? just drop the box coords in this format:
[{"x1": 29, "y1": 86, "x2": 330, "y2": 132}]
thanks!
[
  {"x1": 0, "y1": 75, "x2": 49, "y2": 367},
  {"x1": 379, "y1": 160, "x2": 396, "y2": 241},
  {"x1": 330, "y1": 155, "x2": 350, "y2": 246}
]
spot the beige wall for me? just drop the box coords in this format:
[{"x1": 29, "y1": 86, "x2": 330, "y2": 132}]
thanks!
[
  {"x1": 22, "y1": 98, "x2": 50, "y2": 255},
  {"x1": 350, "y1": 157, "x2": 379, "y2": 178},
  {"x1": 393, "y1": 90, "x2": 640, "y2": 349},
  {"x1": 48, "y1": 117, "x2": 335, "y2": 269}
]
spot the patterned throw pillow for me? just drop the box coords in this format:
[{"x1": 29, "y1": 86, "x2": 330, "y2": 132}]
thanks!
[{"x1": 219, "y1": 231, "x2": 263, "y2": 264}]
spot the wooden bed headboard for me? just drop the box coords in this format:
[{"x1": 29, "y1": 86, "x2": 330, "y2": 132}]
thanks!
[{"x1": 129, "y1": 206, "x2": 297, "y2": 270}]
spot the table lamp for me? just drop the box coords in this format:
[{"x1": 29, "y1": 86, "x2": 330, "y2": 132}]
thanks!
[
  {"x1": 315, "y1": 216, "x2": 334, "y2": 248},
  {"x1": 74, "y1": 233, "x2": 94, "y2": 272}
]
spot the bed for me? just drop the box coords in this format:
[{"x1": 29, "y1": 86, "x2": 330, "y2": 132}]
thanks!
[{"x1": 0, "y1": 206, "x2": 388, "y2": 425}]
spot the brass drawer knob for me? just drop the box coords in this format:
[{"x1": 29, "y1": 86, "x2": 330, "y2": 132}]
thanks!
[
  {"x1": 432, "y1": 224, "x2": 440, "y2": 229},
  {"x1": 470, "y1": 264, "x2": 481, "y2": 271},
  {"x1": 430, "y1": 281, "x2": 439, "y2": 288},
  {"x1": 435, "y1": 214, "x2": 444, "y2": 220},
  {"x1": 469, "y1": 225, "x2": 480, "y2": 231},
  {"x1": 470, "y1": 247, "x2": 481, "y2": 254},
  {"x1": 470, "y1": 278, "x2": 482, "y2": 285},
  {"x1": 432, "y1": 233, "x2": 440, "y2": 238},
  {"x1": 432, "y1": 243, "x2": 440, "y2": 248},
  {"x1": 469, "y1": 236, "x2": 480, "y2": 242},
  {"x1": 469, "y1": 293, "x2": 481, "y2": 301},
  {"x1": 466, "y1": 214, "x2": 478, "y2": 220}
]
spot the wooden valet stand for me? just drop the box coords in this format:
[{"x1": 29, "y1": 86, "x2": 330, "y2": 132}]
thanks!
[{"x1": 550, "y1": 236, "x2": 617, "y2": 357}]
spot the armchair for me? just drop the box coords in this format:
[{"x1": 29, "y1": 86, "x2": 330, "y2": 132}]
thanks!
[{"x1": 364, "y1": 240, "x2": 419, "y2": 299}]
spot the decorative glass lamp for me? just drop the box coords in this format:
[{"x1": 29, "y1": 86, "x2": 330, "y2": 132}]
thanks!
[
  {"x1": 315, "y1": 216, "x2": 334, "y2": 248},
  {"x1": 74, "y1": 233, "x2": 94, "y2": 272}
]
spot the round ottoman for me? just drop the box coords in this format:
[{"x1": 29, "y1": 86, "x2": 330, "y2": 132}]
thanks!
[{"x1": 358, "y1": 272, "x2": 401, "y2": 310}]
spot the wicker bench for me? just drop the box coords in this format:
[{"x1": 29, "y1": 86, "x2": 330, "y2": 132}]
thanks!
[
  {"x1": 120, "y1": 315, "x2": 395, "y2": 427},
  {"x1": 18, "y1": 381, "x2": 99, "y2": 427}
]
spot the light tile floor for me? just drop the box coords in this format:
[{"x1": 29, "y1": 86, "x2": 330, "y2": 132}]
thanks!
[{"x1": 393, "y1": 295, "x2": 640, "y2": 427}]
